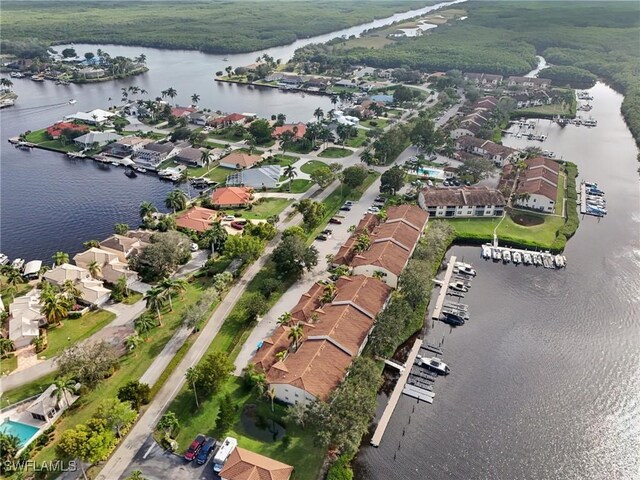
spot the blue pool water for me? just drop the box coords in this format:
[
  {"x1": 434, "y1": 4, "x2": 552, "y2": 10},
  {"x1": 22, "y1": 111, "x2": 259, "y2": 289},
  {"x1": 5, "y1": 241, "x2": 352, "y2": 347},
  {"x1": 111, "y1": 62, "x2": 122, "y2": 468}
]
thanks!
[
  {"x1": 416, "y1": 167, "x2": 445, "y2": 179},
  {"x1": 0, "y1": 420, "x2": 40, "y2": 446}
]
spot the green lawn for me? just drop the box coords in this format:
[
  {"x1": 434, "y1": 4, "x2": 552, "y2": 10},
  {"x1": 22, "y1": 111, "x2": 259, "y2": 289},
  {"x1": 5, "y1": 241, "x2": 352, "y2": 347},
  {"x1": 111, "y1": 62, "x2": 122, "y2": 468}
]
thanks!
[
  {"x1": 279, "y1": 179, "x2": 313, "y2": 193},
  {"x1": 318, "y1": 147, "x2": 352, "y2": 158},
  {"x1": 345, "y1": 129, "x2": 368, "y2": 148},
  {"x1": 1, "y1": 372, "x2": 59, "y2": 406},
  {"x1": 555, "y1": 172, "x2": 566, "y2": 215},
  {"x1": 0, "y1": 281, "x2": 34, "y2": 309},
  {"x1": 360, "y1": 118, "x2": 389, "y2": 129},
  {"x1": 0, "y1": 355, "x2": 17, "y2": 375},
  {"x1": 299, "y1": 160, "x2": 327, "y2": 175},
  {"x1": 242, "y1": 198, "x2": 291, "y2": 219},
  {"x1": 24, "y1": 129, "x2": 49, "y2": 143},
  {"x1": 519, "y1": 102, "x2": 575, "y2": 118},
  {"x1": 286, "y1": 142, "x2": 313, "y2": 154},
  {"x1": 203, "y1": 140, "x2": 226, "y2": 149},
  {"x1": 447, "y1": 213, "x2": 566, "y2": 250},
  {"x1": 42, "y1": 309, "x2": 116, "y2": 360},
  {"x1": 205, "y1": 166, "x2": 232, "y2": 184},
  {"x1": 270, "y1": 154, "x2": 299, "y2": 166},
  {"x1": 122, "y1": 291, "x2": 143, "y2": 305}
]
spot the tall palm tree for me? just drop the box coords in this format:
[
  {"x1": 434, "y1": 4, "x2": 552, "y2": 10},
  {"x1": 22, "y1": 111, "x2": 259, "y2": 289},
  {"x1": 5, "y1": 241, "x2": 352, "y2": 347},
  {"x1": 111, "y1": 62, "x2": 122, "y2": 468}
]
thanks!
[
  {"x1": 87, "y1": 261, "x2": 101, "y2": 279},
  {"x1": 52, "y1": 251, "x2": 69, "y2": 266},
  {"x1": 1, "y1": 78, "x2": 13, "y2": 90},
  {"x1": 321, "y1": 283, "x2": 337, "y2": 304},
  {"x1": 191, "y1": 93, "x2": 200, "y2": 105},
  {"x1": 288, "y1": 323, "x2": 304, "y2": 352},
  {"x1": 144, "y1": 287, "x2": 165, "y2": 325},
  {"x1": 5, "y1": 267, "x2": 24, "y2": 300},
  {"x1": 202, "y1": 223, "x2": 227, "y2": 254},
  {"x1": 166, "y1": 87, "x2": 177, "y2": 103},
  {"x1": 283, "y1": 165, "x2": 297, "y2": 192},
  {"x1": 0, "y1": 433, "x2": 21, "y2": 463},
  {"x1": 139, "y1": 201, "x2": 157, "y2": 220},
  {"x1": 354, "y1": 233, "x2": 371, "y2": 253},
  {"x1": 185, "y1": 367, "x2": 201, "y2": 409},
  {"x1": 265, "y1": 387, "x2": 276, "y2": 412},
  {"x1": 314, "y1": 107, "x2": 324, "y2": 123},
  {"x1": 277, "y1": 312, "x2": 293, "y2": 327},
  {"x1": 330, "y1": 96, "x2": 338, "y2": 107},
  {"x1": 165, "y1": 189, "x2": 187, "y2": 213},
  {"x1": 360, "y1": 150, "x2": 374, "y2": 165},
  {"x1": 135, "y1": 314, "x2": 157, "y2": 338},
  {"x1": 51, "y1": 376, "x2": 76, "y2": 409},
  {"x1": 61, "y1": 279, "x2": 82, "y2": 301},
  {"x1": 40, "y1": 294, "x2": 68, "y2": 326},
  {"x1": 200, "y1": 150, "x2": 214, "y2": 171},
  {"x1": 158, "y1": 277, "x2": 187, "y2": 311}
]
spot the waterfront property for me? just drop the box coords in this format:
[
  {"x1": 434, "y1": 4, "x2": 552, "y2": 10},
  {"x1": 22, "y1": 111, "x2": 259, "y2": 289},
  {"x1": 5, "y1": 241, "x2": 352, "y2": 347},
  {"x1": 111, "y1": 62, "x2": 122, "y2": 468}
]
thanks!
[
  {"x1": 272, "y1": 123, "x2": 307, "y2": 140},
  {"x1": 455, "y1": 136, "x2": 519, "y2": 167},
  {"x1": 220, "y1": 447, "x2": 294, "y2": 480},
  {"x1": 219, "y1": 151, "x2": 263, "y2": 170},
  {"x1": 450, "y1": 96, "x2": 499, "y2": 139},
  {"x1": 512, "y1": 157, "x2": 561, "y2": 213},
  {"x1": 8, "y1": 289, "x2": 44, "y2": 349},
  {"x1": 418, "y1": 186, "x2": 506, "y2": 218},
  {"x1": 73, "y1": 247, "x2": 138, "y2": 285},
  {"x1": 46, "y1": 121, "x2": 89, "y2": 140},
  {"x1": 210, "y1": 186, "x2": 253, "y2": 208},
  {"x1": 43, "y1": 264, "x2": 111, "y2": 306},
  {"x1": 74, "y1": 131, "x2": 123, "y2": 149},
  {"x1": 64, "y1": 108, "x2": 114, "y2": 125},
  {"x1": 175, "y1": 206, "x2": 219, "y2": 232},
  {"x1": 109, "y1": 136, "x2": 153, "y2": 157},
  {"x1": 225, "y1": 165, "x2": 282, "y2": 189},
  {"x1": 463, "y1": 72, "x2": 503, "y2": 87},
  {"x1": 133, "y1": 141, "x2": 175, "y2": 169},
  {"x1": 506, "y1": 76, "x2": 551, "y2": 90},
  {"x1": 100, "y1": 233, "x2": 150, "y2": 263}
]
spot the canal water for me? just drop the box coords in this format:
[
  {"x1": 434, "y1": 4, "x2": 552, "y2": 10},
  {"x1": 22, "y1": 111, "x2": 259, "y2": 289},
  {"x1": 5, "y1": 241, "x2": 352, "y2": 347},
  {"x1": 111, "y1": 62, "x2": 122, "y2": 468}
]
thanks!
[
  {"x1": 355, "y1": 82, "x2": 640, "y2": 479},
  {"x1": 0, "y1": 0, "x2": 465, "y2": 262}
]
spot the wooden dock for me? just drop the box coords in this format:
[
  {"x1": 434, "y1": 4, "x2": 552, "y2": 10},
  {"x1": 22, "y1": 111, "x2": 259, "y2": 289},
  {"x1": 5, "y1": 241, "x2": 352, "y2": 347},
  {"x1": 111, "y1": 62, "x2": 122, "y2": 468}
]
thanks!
[
  {"x1": 579, "y1": 182, "x2": 587, "y2": 214},
  {"x1": 431, "y1": 255, "x2": 457, "y2": 320},
  {"x1": 370, "y1": 338, "x2": 422, "y2": 447}
]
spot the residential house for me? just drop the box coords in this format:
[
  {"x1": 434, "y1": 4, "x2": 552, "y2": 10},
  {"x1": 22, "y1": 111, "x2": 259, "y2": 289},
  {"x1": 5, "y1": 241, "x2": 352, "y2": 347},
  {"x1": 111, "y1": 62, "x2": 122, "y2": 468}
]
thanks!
[
  {"x1": 64, "y1": 109, "x2": 114, "y2": 125},
  {"x1": 210, "y1": 187, "x2": 253, "y2": 208},
  {"x1": 514, "y1": 157, "x2": 560, "y2": 212},
  {"x1": 455, "y1": 136, "x2": 519, "y2": 166},
  {"x1": 189, "y1": 112, "x2": 209, "y2": 126},
  {"x1": 334, "y1": 79, "x2": 356, "y2": 88},
  {"x1": 100, "y1": 234, "x2": 149, "y2": 262},
  {"x1": 73, "y1": 131, "x2": 123, "y2": 149},
  {"x1": 43, "y1": 264, "x2": 111, "y2": 306},
  {"x1": 134, "y1": 142, "x2": 175, "y2": 169},
  {"x1": 305, "y1": 77, "x2": 328, "y2": 90},
  {"x1": 170, "y1": 106, "x2": 197, "y2": 118},
  {"x1": 77, "y1": 67, "x2": 105, "y2": 79},
  {"x1": 26, "y1": 383, "x2": 77, "y2": 425},
  {"x1": 46, "y1": 122, "x2": 89, "y2": 140},
  {"x1": 279, "y1": 75, "x2": 303, "y2": 86},
  {"x1": 174, "y1": 147, "x2": 204, "y2": 166},
  {"x1": 219, "y1": 447, "x2": 293, "y2": 480},
  {"x1": 333, "y1": 213, "x2": 381, "y2": 266},
  {"x1": 464, "y1": 72, "x2": 503, "y2": 86},
  {"x1": 226, "y1": 165, "x2": 282, "y2": 189},
  {"x1": 109, "y1": 136, "x2": 153, "y2": 158},
  {"x1": 272, "y1": 123, "x2": 306, "y2": 140},
  {"x1": 210, "y1": 113, "x2": 247, "y2": 129},
  {"x1": 73, "y1": 247, "x2": 138, "y2": 286},
  {"x1": 369, "y1": 94, "x2": 394, "y2": 104},
  {"x1": 218, "y1": 151, "x2": 262, "y2": 170},
  {"x1": 418, "y1": 186, "x2": 506, "y2": 218},
  {"x1": 9, "y1": 290, "x2": 44, "y2": 349},
  {"x1": 175, "y1": 206, "x2": 218, "y2": 233},
  {"x1": 507, "y1": 76, "x2": 551, "y2": 89}
]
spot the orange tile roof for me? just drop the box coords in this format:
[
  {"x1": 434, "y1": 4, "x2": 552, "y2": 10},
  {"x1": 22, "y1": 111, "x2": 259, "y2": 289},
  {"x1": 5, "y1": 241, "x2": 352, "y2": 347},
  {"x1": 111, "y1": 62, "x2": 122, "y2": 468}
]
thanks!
[
  {"x1": 221, "y1": 151, "x2": 262, "y2": 169},
  {"x1": 175, "y1": 206, "x2": 218, "y2": 233},
  {"x1": 220, "y1": 447, "x2": 293, "y2": 480},
  {"x1": 523, "y1": 166, "x2": 558, "y2": 186},
  {"x1": 290, "y1": 283, "x2": 324, "y2": 323},
  {"x1": 211, "y1": 187, "x2": 252, "y2": 207},
  {"x1": 333, "y1": 275, "x2": 391, "y2": 318},
  {"x1": 351, "y1": 240, "x2": 411, "y2": 277},
  {"x1": 272, "y1": 123, "x2": 307, "y2": 140},
  {"x1": 524, "y1": 156, "x2": 560, "y2": 173},
  {"x1": 371, "y1": 221, "x2": 421, "y2": 253},
  {"x1": 333, "y1": 214, "x2": 380, "y2": 266},
  {"x1": 307, "y1": 304, "x2": 375, "y2": 355},
  {"x1": 517, "y1": 178, "x2": 557, "y2": 201},
  {"x1": 252, "y1": 326, "x2": 291, "y2": 373}
]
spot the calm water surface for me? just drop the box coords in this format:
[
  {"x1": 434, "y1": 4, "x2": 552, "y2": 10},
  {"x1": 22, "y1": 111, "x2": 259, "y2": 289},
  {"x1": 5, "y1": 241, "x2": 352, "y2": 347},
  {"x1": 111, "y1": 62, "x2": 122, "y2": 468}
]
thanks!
[
  {"x1": 0, "y1": 1, "x2": 464, "y2": 261},
  {"x1": 355, "y1": 82, "x2": 640, "y2": 479}
]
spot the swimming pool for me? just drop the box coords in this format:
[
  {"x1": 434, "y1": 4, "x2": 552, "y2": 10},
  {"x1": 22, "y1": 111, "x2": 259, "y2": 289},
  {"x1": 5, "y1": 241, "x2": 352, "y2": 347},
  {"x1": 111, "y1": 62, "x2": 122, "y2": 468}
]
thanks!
[
  {"x1": 0, "y1": 420, "x2": 40, "y2": 446},
  {"x1": 416, "y1": 167, "x2": 445, "y2": 180}
]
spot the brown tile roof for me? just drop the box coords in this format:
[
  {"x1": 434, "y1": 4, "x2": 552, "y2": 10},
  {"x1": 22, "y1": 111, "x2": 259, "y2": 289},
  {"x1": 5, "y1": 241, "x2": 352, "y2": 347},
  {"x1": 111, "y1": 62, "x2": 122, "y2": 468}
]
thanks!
[
  {"x1": 525, "y1": 156, "x2": 560, "y2": 173},
  {"x1": 175, "y1": 206, "x2": 218, "y2": 233},
  {"x1": 307, "y1": 304, "x2": 374, "y2": 355},
  {"x1": 481, "y1": 141, "x2": 517, "y2": 157},
  {"x1": 252, "y1": 326, "x2": 291, "y2": 373},
  {"x1": 371, "y1": 221, "x2": 421, "y2": 252},
  {"x1": 351, "y1": 241, "x2": 411, "y2": 277},
  {"x1": 523, "y1": 167, "x2": 558, "y2": 187},
  {"x1": 266, "y1": 339, "x2": 353, "y2": 400},
  {"x1": 272, "y1": 123, "x2": 306, "y2": 140},
  {"x1": 385, "y1": 205, "x2": 429, "y2": 232},
  {"x1": 419, "y1": 186, "x2": 506, "y2": 208},
  {"x1": 220, "y1": 447, "x2": 293, "y2": 480},
  {"x1": 290, "y1": 283, "x2": 324, "y2": 323},
  {"x1": 333, "y1": 275, "x2": 391, "y2": 319},
  {"x1": 211, "y1": 187, "x2": 252, "y2": 206},
  {"x1": 517, "y1": 178, "x2": 557, "y2": 201},
  {"x1": 221, "y1": 151, "x2": 262, "y2": 169},
  {"x1": 333, "y1": 214, "x2": 380, "y2": 266},
  {"x1": 456, "y1": 136, "x2": 486, "y2": 149}
]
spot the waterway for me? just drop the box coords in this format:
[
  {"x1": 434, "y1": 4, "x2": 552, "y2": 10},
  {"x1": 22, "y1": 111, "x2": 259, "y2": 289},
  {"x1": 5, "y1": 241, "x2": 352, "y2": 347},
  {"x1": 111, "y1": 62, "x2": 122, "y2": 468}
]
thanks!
[
  {"x1": 355, "y1": 82, "x2": 640, "y2": 479},
  {"x1": 0, "y1": 0, "x2": 465, "y2": 262}
]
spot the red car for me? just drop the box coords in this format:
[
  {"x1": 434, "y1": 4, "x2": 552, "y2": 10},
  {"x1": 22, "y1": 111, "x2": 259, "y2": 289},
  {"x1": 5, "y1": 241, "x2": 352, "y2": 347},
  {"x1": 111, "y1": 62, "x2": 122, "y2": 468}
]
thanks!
[
  {"x1": 184, "y1": 434, "x2": 206, "y2": 461},
  {"x1": 230, "y1": 221, "x2": 244, "y2": 230}
]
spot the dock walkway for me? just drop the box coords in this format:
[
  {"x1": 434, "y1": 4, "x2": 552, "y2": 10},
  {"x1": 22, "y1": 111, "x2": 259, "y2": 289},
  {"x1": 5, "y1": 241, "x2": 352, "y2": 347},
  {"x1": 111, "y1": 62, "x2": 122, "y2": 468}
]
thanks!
[
  {"x1": 370, "y1": 338, "x2": 422, "y2": 447},
  {"x1": 431, "y1": 255, "x2": 457, "y2": 320},
  {"x1": 580, "y1": 182, "x2": 587, "y2": 214}
]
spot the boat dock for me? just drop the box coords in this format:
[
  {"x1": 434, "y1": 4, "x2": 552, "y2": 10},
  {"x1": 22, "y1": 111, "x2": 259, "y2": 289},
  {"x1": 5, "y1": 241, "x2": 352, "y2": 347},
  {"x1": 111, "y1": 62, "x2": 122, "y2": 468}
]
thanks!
[
  {"x1": 431, "y1": 255, "x2": 457, "y2": 320},
  {"x1": 370, "y1": 338, "x2": 422, "y2": 447},
  {"x1": 579, "y1": 182, "x2": 587, "y2": 214}
]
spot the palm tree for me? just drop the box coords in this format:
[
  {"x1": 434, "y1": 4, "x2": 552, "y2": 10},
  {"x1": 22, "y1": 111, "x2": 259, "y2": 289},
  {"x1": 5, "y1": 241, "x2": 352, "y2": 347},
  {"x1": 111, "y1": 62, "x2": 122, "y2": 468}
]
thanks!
[
  {"x1": 330, "y1": 96, "x2": 338, "y2": 107},
  {"x1": 83, "y1": 239, "x2": 100, "y2": 249},
  {"x1": 144, "y1": 288, "x2": 165, "y2": 325},
  {"x1": 0, "y1": 338, "x2": 15, "y2": 356},
  {"x1": 158, "y1": 277, "x2": 187, "y2": 311},
  {"x1": 87, "y1": 261, "x2": 101, "y2": 279},
  {"x1": 200, "y1": 150, "x2": 214, "y2": 171},
  {"x1": 125, "y1": 333, "x2": 143, "y2": 354},
  {"x1": 275, "y1": 349, "x2": 288, "y2": 363},
  {"x1": 139, "y1": 201, "x2": 157, "y2": 220},
  {"x1": 314, "y1": 107, "x2": 324, "y2": 123},
  {"x1": 360, "y1": 150, "x2": 374, "y2": 165},
  {"x1": 4, "y1": 267, "x2": 24, "y2": 301},
  {"x1": 1, "y1": 78, "x2": 13, "y2": 90},
  {"x1": 283, "y1": 165, "x2": 297, "y2": 192},
  {"x1": 354, "y1": 233, "x2": 371, "y2": 253},
  {"x1": 185, "y1": 367, "x2": 201, "y2": 409},
  {"x1": 51, "y1": 376, "x2": 76, "y2": 409},
  {"x1": 321, "y1": 283, "x2": 337, "y2": 304},
  {"x1": 0, "y1": 433, "x2": 21, "y2": 463},
  {"x1": 288, "y1": 323, "x2": 304, "y2": 352},
  {"x1": 61, "y1": 279, "x2": 82, "y2": 301},
  {"x1": 52, "y1": 251, "x2": 69, "y2": 266},
  {"x1": 265, "y1": 387, "x2": 276, "y2": 412},
  {"x1": 191, "y1": 93, "x2": 200, "y2": 105},
  {"x1": 165, "y1": 189, "x2": 187, "y2": 213},
  {"x1": 165, "y1": 87, "x2": 177, "y2": 103},
  {"x1": 277, "y1": 312, "x2": 293, "y2": 327},
  {"x1": 40, "y1": 294, "x2": 69, "y2": 326},
  {"x1": 202, "y1": 223, "x2": 227, "y2": 253},
  {"x1": 135, "y1": 314, "x2": 157, "y2": 339}
]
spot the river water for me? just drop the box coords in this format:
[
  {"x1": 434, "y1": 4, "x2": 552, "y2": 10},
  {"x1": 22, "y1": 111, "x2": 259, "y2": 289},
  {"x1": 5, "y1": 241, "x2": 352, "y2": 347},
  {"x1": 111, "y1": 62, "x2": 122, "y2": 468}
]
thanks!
[
  {"x1": 355, "y1": 82, "x2": 640, "y2": 479},
  {"x1": 0, "y1": 0, "x2": 465, "y2": 262}
]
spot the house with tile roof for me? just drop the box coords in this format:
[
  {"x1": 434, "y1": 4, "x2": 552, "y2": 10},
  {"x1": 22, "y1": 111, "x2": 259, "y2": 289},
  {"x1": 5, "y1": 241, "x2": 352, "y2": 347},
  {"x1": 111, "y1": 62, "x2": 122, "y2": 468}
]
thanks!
[
  {"x1": 219, "y1": 151, "x2": 262, "y2": 170},
  {"x1": 463, "y1": 72, "x2": 503, "y2": 86},
  {"x1": 9, "y1": 290, "x2": 44, "y2": 349},
  {"x1": 210, "y1": 186, "x2": 253, "y2": 208},
  {"x1": 43, "y1": 264, "x2": 111, "y2": 306},
  {"x1": 418, "y1": 186, "x2": 506, "y2": 218},
  {"x1": 99, "y1": 234, "x2": 150, "y2": 263},
  {"x1": 226, "y1": 165, "x2": 282, "y2": 189},
  {"x1": 272, "y1": 123, "x2": 307, "y2": 140},
  {"x1": 175, "y1": 206, "x2": 219, "y2": 232},
  {"x1": 73, "y1": 247, "x2": 138, "y2": 286},
  {"x1": 73, "y1": 131, "x2": 123, "y2": 149},
  {"x1": 514, "y1": 157, "x2": 561, "y2": 212},
  {"x1": 46, "y1": 122, "x2": 89, "y2": 140},
  {"x1": 220, "y1": 447, "x2": 293, "y2": 480}
]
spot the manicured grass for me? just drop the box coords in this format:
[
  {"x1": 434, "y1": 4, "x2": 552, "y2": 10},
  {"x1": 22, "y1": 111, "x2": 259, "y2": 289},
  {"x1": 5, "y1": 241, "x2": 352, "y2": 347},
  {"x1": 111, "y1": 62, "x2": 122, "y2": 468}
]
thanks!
[
  {"x1": 318, "y1": 147, "x2": 352, "y2": 158},
  {"x1": 42, "y1": 310, "x2": 116, "y2": 360},
  {"x1": 203, "y1": 140, "x2": 226, "y2": 149},
  {"x1": 204, "y1": 166, "x2": 232, "y2": 184},
  {"x1": 169, "y1": 377, "x2": 324, "y2": 480},
  {"x1": 519, "y1": 102, "x2": 575, "y2": 118},
  {"x1": 279, "y1": 179, "x2": 313, "y2": 193},
  {"x1": 555, "y1": 172, "x2": 566, "y2": 215},
  {"x1": 122, "y1": 291, "x2": 143, "y2": 305},
  {"x1": 0, "y1": 281, "x2": 34, "y2": 309},
  {"x1": 286, "y1": 142, "x2": 313, "y2": 154},
  {"x1": 361, "y1": 118, "x2": 389, "y2": 129},
  {"x1": 270, "y1": 154, "x2": 299, "y2": 166},
  {"x1": 1, "y1": 372, "x2": 59, "y2": 406},
  {"x1": 299, "y1": 160, "x2": 327, "y2": 175},
  {"x1": 345, "y1": 128, "x2": 368, "y2": 148},
  {"x1": 0, "y1": 355, "x2": 18, "y2": 375},
  {"x1": 242, "y1": 198, "x2": 291, "y2": 219},
  {"x1": 24, "y1": 129, "x2": 49, "y2": 143}
]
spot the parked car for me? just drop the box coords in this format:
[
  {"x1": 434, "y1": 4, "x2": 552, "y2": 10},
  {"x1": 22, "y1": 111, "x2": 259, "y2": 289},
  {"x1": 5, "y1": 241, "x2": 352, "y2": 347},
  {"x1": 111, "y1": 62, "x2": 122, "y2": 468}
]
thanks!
[
  {"x1": 196, "y1": 437, "x2": 217, "y2": 465},
  {"x1": 230, "y1": 222, "x2": 244, "y2": 230},
  {"x1": 315, "y1": 234, "x2": 328, "y2": 241},
  {"x1": 465, "y1": 180, "x2": 471, "y2": 186},
  {"x1": 374, "y1": 196, "x2": 385, "y2": 203},
  {"x1": 339, "y1": 206, "x2": 351, "y2": 212},
  {"x1": 368, "y1": 206, "x2": 380, "y2": 213},
  {"x1": 344, "y1": 201, "x2": 354, "y2": 206},
  {"x1": 321, "y1": 229, "x2": 333, "y2": 236},
  {"x1": 429, "y1": 155, "x2": 437, "y2": 161},
  {"x1": 329, "y1": 217, "x2": 343, "y2": 224},
  {"x1": 190, "y1": 243, "x2": 199, "y2": 252},
  {"x1": 453, "y1": 179, "x2": 461, "y2": 186},
  {"x1": 222, "y1": 215, "x2": 235, "y2": 221},
  {"x1": 442, "y1": 180, "x2": 450, "y2": 186},
  {"x1": 184, "y1": 434, "x2": 206, "y2": 461},
  {"x1": 312, "y1": 145, "x2": 321, "y2": 151}
]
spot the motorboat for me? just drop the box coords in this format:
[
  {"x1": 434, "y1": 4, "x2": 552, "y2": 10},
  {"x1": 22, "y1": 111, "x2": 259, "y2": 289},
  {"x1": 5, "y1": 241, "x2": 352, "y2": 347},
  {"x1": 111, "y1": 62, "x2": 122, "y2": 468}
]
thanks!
[
  {"x1": 584, "y1": 182, "x2": 598, "y2": 188},
  {"x1": 554, "y1": 255, "x2": 565, "y2": 268},
  {"x1": 440, "y1": 312, "x2": 466, "y2": 326},
  {"x1": 454, "y1": 261, "x2": 476, "y2": 276},
  {"x1": 542, "y1": 255, "x2": 555, "y2": 269},
  {"x1": 416, "y1": 356, "x2": 450, "y2": 375},
  {"x1": 0, "y1": 253, "x2": 9, "y2": 265},
  {"x1": 449, "y1": 280, "x2": 469, "y2": 293},
  {"x1": 512, "y1": 251, "x2": 522, "y2": 264},
  {"x1": 502, "y1": 250, "x2": 511, "y2": 263},
  {"x1": 124, "y1": 168, "x2": 137, "y2": 178},
  {"x1": 9, "y1": 72, "x2": 24, "y2": 78},
  {"x1": 69, "y1": 99, "x2": 77, "y2": 104},
  {"x1": 111, "y1": 161, "x2": 120, "y2": 166},
  {"x1": 533, "y1": 254, "x2": 543, "y2": 266},
  {"x1": 135, "y1": 167, "x2": 147, "y2": 173},
  {"x1": 11, "y1": 258, "x2": 25, "y2": 271},
  {"x1": 492, "y1": 248, "x2": 502, "y2": 261},
  {"x1": 481, "y1": 245, "x2": 492, "y2": 259},
  {"x1": 442, "y1": 306, "x2": 469, "y2": 322},
  {"x1": 522, "y1": 252, "x2": 532, "y2": 265}
]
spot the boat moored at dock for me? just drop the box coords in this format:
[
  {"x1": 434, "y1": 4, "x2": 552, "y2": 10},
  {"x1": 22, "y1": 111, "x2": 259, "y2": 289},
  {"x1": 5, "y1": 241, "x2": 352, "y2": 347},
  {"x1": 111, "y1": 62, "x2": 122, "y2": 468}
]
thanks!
[{"x1": 416, "y1": 356, "x2": 450, "y2": 375}]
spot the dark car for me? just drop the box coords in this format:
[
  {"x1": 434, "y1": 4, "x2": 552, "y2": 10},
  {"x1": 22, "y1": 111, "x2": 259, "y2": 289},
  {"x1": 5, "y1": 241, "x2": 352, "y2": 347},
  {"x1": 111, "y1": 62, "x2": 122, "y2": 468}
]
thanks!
[
  {"x1": 329, "y1": 217, "x2": 343, "y2": 224},
  {"x1": 196, "y1": 437, "x2": 217, "y2": 465},
  {"x1": 339, "y1": 206, "x2": 351, "y2": 212},
  {"x1": 453, "y1": 179, "x2": 461, "y2": 186},
  {"x1": 230, "y1": 221, "x2": 244, "y2": 230},
  {"x1": 465, "y1": 181, "x2": 472, "y2": 186},
  {"x1": 184, "y1": 434, "x2": 206, "y2": 461},
  {"x1": 316, "y1": 234, "x2": 328, "y2": 241},
  {"x1": 374, "y1": 196, "x2": 385, "y2": 203},
  {"x1": 442, "y1": 180, "x2": 450, "y2": 186},
  {"x1": 321, "y1": 229, "x2": 333, "y2": 235}
]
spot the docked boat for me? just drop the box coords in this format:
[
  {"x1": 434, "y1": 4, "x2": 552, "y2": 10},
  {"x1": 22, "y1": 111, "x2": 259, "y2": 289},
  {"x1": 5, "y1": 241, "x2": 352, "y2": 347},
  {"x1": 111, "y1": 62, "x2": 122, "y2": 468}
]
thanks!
[
  {"x1": 492, "y1": 248, "x2": 502, "y2": 261},
  {"x1": 134, "y1": 167, "x2": 147, "y2": 173},
  {"x1": 512, "y1": 251, "x2": 522, "y2": 264},
  {"x1": 111, "y1": 161, "x2": 120, "y2": 166},
  {"x1": 0, "y1": 253, "x2": 9, "y2": 265},
  {"x1": 15, "y1": 142, "x2": 32, "y2": 151},
  {"x1": 533, "y1": 254, "x2": 543, "y2": 266},
  {"x1": 442, "y1": 306, "x2": 469, "y2": 322},
  {"x1": 67, "y1": 152, "x2": 86, "y2": 159},
  {"x1": 11, "y1": 258, "x2": 25, "y2": 271},
  {"x1": 125, "y1": 168, "x2": 137, "y2": 178},
  {"x1": 554, "y1": 255, "x2": 566, "y2": 268},
  {"x1": 31, "y1": 74, "x2": 45, "y2": 82},
  {"x1": 9, "y1": 72, "x2": 24, "y2": 78},
  {"x1": 69, "y1": 99, "x2": 77, "y2": 104},
  {"x1": 523, "y1": 252, "x2": 532, "y2": 265},
  {"x1": 449, "y1": 280, "x2": 470, "y2": 293},
  {"x1": 481, "y1": 245, "x2": 492, "y2": 259},
  {"x1": 542, "y1": 255, "x2": 555, "y2": 269},
  {"x1": 502, "y1": 250, "x2": 512, "y2": 263},
  {"x1": 583, "y1": 118, "x2": 597, "y2": 127},
  {"x1": 416, "y1": 356, "x2": 450, "y2": 375},
  {"x1": 454, "y1": 261, "x2": 476, "y2": 276}
]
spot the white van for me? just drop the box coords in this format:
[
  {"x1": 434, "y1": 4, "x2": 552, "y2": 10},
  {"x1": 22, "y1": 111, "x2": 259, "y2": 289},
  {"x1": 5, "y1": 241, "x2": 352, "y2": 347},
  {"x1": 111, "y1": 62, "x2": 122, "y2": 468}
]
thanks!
[{"x1": 213, "y1": 436, "x2": 237, "y2": 472}]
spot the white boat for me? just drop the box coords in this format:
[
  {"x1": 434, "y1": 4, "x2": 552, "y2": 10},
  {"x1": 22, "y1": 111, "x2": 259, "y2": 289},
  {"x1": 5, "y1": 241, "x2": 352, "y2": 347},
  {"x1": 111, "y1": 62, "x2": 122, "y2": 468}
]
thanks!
[
  {"x1": 449, "y1": 280, "x2": 470, "y2": 293},
  {"x1": 481, "y1": 245, "x2": 492, "y2": 259},
  {"x1": 135, "y1": 167, "x2": 147, "y2": 173},
  {"x1": 523, "y1": 252, "x2": 532, "y2": 265},
  {"x1": 9, "y1": 72, "x2": 24, "y2": 78},
  {"x1": 111, "y1": 161, "x2": 120, "y2": 166},
  {"x1": 533, "y1": 254, "x2": 543, "y2": 266},
  {"x1": 492, "y1": 248, "x2": 502, "y2": 261},
  {"x1": 503, "y1": 250, "x2": 511, "y2": 263},
  {"x1": 0, "y1": 253, "x2": 9, "y2": 265},
  {"x1": 554, "y1": 255, "x2": 565, "y2": 268},
  {"x1": 416, "y1": 356, "x2": 450, "y2": 375},
  {"x1": 69, "y1": 99, "x2": 77, "y2": 104},
  {"x1": 454, "y1": 261, "x2": 476, "y2": 276},
  {"x1": 11, "y1": 258, "x2": 25, "y2": 271},
  {"x1": 512, "y1": 251, "x2": 522, "y2": 264}
]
